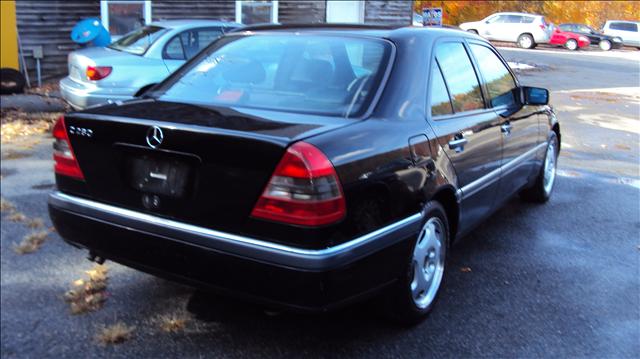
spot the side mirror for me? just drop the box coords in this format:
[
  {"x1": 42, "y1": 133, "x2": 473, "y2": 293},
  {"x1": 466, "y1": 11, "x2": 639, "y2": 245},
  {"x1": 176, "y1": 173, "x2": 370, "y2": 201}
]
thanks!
[{"x1": 523, "y1": 86, "x2": 549, "y2": 105}]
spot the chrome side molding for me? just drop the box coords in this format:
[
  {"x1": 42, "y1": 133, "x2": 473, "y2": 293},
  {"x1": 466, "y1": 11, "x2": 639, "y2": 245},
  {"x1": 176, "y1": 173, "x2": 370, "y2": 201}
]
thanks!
[{"x1": 457, "y1": 141, "x2": 546, "y2": 200}]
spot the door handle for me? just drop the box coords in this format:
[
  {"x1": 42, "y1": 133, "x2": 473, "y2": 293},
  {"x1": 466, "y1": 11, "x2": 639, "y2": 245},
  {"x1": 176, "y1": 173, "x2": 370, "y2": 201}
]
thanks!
[
  {"x1": 448, "y1": 137, "x2": 468, "y2": 151},
  {"x1": 501, "y1": 122, "x2": 513, "y2": 135}
]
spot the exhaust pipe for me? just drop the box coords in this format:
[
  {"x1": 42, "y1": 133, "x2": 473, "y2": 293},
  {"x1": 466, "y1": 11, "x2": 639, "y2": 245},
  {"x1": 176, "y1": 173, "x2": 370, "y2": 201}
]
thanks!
[{"x1": 87, "y1": 251, "x2": 106, "y2": 264}]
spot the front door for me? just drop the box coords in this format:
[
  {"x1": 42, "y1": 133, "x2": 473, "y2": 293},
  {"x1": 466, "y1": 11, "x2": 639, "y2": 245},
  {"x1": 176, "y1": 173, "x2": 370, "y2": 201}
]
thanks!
[
  {"x1": 468, "y1": 42, "x2": 541, "y2": 202},
  {"x1": 428, "y1": 41, "x2": 504, "y2": 234}
]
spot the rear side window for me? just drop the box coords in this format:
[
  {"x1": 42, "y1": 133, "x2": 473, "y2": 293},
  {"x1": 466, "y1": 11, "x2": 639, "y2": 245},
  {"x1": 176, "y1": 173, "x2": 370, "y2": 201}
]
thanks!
[
  {"x1": 155, "y1": 35, "x2": 392, "y2": 117},
  {"x1": 163, "y1": 27, "x2": 224, "y2": 60},
  {"x1": 430, "y1": 61, "x2": 453, "y2": 116},
  {"x1": 610, "y1": 22, "x2": 638, "y2": 32},
  {"x1": 521, "y1": 16, "x2": 535, "y2": 24},
  {"x1": 435, "y1": 42, "x2": 484, "y2": 112},
  {"x1": 505, "y1": 15, "x2": 523, "y2": 23},
  {"x1": 469, "y1": 44, "x2": 517, "y2": 108}
]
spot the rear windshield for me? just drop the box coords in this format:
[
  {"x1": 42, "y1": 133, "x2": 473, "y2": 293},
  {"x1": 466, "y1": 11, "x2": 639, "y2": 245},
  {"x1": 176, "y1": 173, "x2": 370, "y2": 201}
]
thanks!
[
  {"x1": 153, "y1": 34, "x2": 392, "y2": 118},
  {"x1": 108, "y1": 25, "x2": 167, "y2": 55}
]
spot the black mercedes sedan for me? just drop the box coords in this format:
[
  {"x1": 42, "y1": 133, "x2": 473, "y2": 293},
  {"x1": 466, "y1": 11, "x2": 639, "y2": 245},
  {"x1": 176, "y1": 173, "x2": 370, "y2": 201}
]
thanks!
[
  {"x1": 559, "y1": 23, "x2": 624, "y2": 51},
  {"x1": 49, "y1": 24, "x2": 560, "y2": 323}
]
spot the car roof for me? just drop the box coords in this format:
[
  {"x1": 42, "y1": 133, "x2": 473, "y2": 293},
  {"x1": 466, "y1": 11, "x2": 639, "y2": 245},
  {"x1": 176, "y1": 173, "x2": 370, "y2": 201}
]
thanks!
[
  {"x1": 492, "y1": 12, "x2": 542, "y2": 17},
  {"x1": 149, "y1": 19, "x2": 240, "y2": 30},
  {"x1": 231, "y1": 23, "x2": 467, "y2": 39}
]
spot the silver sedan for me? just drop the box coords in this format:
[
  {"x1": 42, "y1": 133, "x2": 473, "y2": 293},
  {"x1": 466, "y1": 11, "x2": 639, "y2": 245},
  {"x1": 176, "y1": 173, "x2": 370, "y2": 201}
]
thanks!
[{"x1": 60, "y1": 20, "x2": 240, "y2": 109}]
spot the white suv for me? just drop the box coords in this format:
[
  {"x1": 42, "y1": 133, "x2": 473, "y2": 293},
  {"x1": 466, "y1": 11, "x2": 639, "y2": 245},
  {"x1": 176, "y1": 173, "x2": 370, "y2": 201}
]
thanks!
[
  {"x1": 459, "y1": 12, "x2": 552, "y2": 49},
  {"x1": 603, "y1": 20, "x2": 640, "y2": 48}
]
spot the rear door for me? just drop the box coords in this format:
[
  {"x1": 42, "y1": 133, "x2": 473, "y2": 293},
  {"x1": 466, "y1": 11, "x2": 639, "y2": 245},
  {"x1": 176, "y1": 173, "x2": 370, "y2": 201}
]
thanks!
[
  {"x1": 427, "y1": 40, "x2": 503, "y2": 234},
  {"x1": 468, "y1": 42, "x2": 540, "y2": 202},
  {"x1": 162, "y1": 27, "x2": 224, "y2": 72}
]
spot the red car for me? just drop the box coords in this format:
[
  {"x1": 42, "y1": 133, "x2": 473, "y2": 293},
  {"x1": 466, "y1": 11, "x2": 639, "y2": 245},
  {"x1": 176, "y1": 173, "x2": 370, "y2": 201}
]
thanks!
[{"x1": 549, "y1": 27, "x2": 590, "y2": 50}]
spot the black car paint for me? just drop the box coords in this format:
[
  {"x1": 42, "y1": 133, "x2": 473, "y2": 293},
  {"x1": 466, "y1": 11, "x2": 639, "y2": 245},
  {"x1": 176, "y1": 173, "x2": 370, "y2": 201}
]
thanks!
[
  {"x1": 559, "y1": 23, "x2": 624, "y2": 49},
  {"x1": 49, "y1": 26, "x2": 560, "y2": 311}
]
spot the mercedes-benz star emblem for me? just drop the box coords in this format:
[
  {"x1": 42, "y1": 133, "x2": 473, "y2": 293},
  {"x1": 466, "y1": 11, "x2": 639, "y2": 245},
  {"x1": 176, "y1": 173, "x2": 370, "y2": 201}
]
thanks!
[{"x1": 146, "y1": 126, "x2": 164, "y2": 148}]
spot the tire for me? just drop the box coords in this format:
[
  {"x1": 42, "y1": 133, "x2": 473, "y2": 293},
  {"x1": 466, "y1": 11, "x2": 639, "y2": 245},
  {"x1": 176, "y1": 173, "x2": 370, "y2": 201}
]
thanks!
[
  {"x1": 599, "y1": 40, "x2": 612, "y2": 51},
  {"x1": 565, "y1": 39, "x2": 578, "y2": 51},
  {"x1": 380, "y1": 201, "x2": 449, "y2": 325},
  {"x1": 467, "y1": 29, "x2": 478, "y2": 35},
  {"x1": 0, "y1": 68, "x2": 26, "y2": 95},
  {"x1": 517, "y1": 34, "x2": 535, "y2": 49},
  {"x1": 521, "y1": 133, "x2": 559, "y2": 203}
]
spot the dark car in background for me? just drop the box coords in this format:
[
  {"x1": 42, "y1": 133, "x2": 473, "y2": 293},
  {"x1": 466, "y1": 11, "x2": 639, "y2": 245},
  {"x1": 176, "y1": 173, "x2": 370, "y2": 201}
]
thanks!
[
  {"x1": 559, "y1": 23, "x2": 624, "y2": 51},
  {"x1": 49, "y1": 24, "x2": 560, "y2": 323}
]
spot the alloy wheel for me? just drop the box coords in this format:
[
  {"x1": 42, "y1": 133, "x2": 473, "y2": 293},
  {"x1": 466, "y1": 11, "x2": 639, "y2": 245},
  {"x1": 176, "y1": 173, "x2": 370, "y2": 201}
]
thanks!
[
  {"x1": 543, "y1": 139, "x2": 557, "y2": 195},
  {"x1": 566, "y1": 39, "x2": 578, "y2": 50},
  {"x1": 410, "y1": 217, "x2": 446, "y2": 309},
  {"x1": 519, "y1": 35, "x2": 533, "y2": 49}
]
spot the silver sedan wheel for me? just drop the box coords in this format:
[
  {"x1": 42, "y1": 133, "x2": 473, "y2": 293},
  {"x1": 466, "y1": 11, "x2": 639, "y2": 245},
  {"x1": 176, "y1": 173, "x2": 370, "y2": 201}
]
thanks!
[
  {"x1": 411, "y1": 217, "x2": 446, "y2": 309},
  {"x1": 543, "y1": 139, "x2": 557, "y2": 195}
]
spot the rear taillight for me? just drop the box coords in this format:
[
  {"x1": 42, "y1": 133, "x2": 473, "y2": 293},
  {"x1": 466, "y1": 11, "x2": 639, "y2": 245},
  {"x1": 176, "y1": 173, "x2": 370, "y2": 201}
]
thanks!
[
  {"x1": 540, "y1": 24, "x2": 546, "y2": 30},
  {"x1": 86, "y1": 66, "x2": 112, "y2": 81},
  {"x1": 251, "y1": 142, "x2": 346, "y2": 227},
  {"x1": 52, "y1": 116, "x2": 84, "y2": 180}
]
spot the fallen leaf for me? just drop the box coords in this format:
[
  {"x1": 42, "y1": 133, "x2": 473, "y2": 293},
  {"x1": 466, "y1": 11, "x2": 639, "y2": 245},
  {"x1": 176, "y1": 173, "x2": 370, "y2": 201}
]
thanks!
[{"x1": 95, "y1": 322, "x2": 135, "y2": 345}]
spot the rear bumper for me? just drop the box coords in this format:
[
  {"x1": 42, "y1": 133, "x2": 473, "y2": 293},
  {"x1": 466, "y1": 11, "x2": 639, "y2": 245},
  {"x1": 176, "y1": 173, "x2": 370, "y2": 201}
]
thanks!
[
  {"x1": 49, "y1": 191, "x2": 420, "y2": 311},
  {"x1": 59, "y1": 77, "x2": 134, "y2": 110}
]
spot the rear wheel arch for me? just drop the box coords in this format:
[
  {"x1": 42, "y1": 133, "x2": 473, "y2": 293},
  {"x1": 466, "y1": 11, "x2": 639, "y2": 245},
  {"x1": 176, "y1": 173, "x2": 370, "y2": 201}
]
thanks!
[{"x1": 429, "y1": 187, "x2": 459, "y2": 242}]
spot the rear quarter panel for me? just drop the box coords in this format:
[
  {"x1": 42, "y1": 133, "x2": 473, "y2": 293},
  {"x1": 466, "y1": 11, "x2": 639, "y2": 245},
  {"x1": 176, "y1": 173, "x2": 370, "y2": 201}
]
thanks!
[{"x1": 305, "y1": 29, "x2": 459, "y2": 236}]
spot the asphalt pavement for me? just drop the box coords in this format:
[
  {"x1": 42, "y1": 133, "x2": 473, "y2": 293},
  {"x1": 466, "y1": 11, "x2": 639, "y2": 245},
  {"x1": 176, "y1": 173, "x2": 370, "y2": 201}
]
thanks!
[{"x1": 1, "y1": 48, "x2": 639, "y2": 358}]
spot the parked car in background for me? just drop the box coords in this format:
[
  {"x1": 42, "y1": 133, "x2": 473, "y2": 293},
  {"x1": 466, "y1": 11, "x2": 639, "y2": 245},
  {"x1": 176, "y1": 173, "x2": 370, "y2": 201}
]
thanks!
[
  {"x1": 559, "y1": 23, "x2": 623, "y2": 51},
  {"x1": 459, "y1": 12, "x2": 552, "y2": 49},
  {"x1": 602, "y1": 20, "x2": 640, "y2": 48},
  {"x1": 49, "y1": 24, "x2": 560, "y2": 324},
  {"x1": 60, "y1": 20, "x2": 240, "y2": 109},
  {"x1": 549, "y1": 27, "x2": 590, "y2": 50}
]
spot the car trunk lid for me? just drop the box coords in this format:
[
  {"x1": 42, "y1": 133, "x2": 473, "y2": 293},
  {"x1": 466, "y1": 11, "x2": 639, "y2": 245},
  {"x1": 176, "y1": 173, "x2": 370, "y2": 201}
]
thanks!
[
  {"x1": 61, "y1": 99, "x2": 354, "y2": 233},
  {"x1": 67, "y1": 47, "x2": 140, "y2": 83}
]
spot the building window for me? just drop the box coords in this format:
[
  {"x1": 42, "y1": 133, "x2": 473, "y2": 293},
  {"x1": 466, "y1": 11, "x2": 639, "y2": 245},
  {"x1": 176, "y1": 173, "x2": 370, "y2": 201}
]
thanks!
[
  {"x1": 326, "y1": 0, "x2": 364, "y2": 24},
  {"x1": 235, "y1": 0, "x2": 278, "y2": 25},
  {"x1": 100, "y1": 0, "x2": 152, "y2": 39}
]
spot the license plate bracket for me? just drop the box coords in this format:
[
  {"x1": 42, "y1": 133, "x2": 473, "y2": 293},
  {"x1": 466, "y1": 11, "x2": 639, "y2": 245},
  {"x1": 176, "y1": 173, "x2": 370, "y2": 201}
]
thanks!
[{"x1": 127, "y1": 155, "x2": 191, "y2": 198}]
